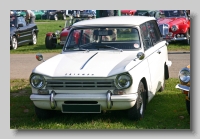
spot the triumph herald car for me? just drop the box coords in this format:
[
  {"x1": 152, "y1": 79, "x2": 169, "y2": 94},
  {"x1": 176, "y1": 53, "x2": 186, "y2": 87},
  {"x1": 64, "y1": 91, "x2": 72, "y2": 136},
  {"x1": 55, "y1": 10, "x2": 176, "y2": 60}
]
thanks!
[
  {"x1": 10, "y1": 15, "x2": 39, "y2": 49},
  {"x1": 157, "y1": 10, "x2": 190, "y2": 44},
  {"x1": 30, "y1": 16, "x2": 172, "y2": 120},
  {"x1": 175, "y1": 65, "x2": 190, "y2": 114}
]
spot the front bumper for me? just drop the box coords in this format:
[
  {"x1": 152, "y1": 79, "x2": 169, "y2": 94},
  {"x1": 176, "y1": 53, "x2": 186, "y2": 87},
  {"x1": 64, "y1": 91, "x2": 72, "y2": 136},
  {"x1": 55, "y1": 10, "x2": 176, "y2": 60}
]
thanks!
[
  {"x1": 175, "y1": 84, "x2": 190, "y2": 92},
  {"x1": 164, "y1": 36, "x2": 188, "y2": 42},
  {"x1": 30, "y1": 90, "x2": 138, "y2": 112}
]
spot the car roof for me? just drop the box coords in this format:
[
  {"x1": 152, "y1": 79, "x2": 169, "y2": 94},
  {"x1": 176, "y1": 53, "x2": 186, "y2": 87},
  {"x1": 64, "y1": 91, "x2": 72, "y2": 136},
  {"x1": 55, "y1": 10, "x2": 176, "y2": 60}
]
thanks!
[{"x1": 72, "y1": 16, "x2": 156, "y2": 27}]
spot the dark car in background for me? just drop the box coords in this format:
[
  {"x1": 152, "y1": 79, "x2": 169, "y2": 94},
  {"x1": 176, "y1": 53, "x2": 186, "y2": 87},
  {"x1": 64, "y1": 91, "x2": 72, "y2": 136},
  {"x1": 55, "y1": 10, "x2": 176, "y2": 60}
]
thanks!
[
  {"x1": 73, "y1": 10, "x2": 96, "y2": 18},
  {"x1": 10, "y1": 15, "x2": 39, "y2": 49},
  {"x1": 157, "y1": 10, "x2": 190, "y2": 44},
  {"x1": 43, "y1": 10, "x2": 67, "y2": 20},
  {"x1": 134, "y1": 10, "x2": 161, "y2": 19}
]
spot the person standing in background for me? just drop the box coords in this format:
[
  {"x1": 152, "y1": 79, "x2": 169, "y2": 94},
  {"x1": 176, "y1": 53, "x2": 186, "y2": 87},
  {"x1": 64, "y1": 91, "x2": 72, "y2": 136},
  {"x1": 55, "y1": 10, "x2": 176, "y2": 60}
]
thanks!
[{"x1": 24, "y1": 10, "x2": 35, "y2": 24}]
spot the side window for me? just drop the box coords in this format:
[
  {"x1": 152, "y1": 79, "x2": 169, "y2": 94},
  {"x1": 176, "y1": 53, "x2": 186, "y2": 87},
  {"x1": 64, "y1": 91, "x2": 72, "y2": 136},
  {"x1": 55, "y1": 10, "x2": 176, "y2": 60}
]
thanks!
[
  {"x1": 146, "y1": 21, "x2": 162, "y2": 45},
  {"x1": 140, "y1": 23, "x2": 152, "y2": 50}
]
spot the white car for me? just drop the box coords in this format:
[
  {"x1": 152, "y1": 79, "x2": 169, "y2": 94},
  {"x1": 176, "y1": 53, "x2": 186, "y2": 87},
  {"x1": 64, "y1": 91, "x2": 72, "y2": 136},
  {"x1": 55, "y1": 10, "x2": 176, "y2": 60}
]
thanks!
[{"x1": 30, "y1": 16, "x2": 172, "y2": 120}]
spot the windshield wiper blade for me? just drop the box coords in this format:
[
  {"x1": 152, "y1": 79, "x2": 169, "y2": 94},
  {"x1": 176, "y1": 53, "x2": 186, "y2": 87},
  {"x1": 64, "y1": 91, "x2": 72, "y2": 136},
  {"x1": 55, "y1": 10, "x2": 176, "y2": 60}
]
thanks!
[{"x1": 95, "y1": 45, "x2": 123, "y2": 52}]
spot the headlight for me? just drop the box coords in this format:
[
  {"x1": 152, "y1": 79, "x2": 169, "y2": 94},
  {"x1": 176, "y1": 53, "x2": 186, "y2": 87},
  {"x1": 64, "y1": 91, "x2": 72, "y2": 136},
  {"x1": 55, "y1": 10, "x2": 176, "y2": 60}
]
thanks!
[
  {"x1": 171, "y1": 25, "x2": 179, "y2": 32},
  {"x1": 55, "y1": 30, "x2": 60, "y2": 35},
  {"x1": 30, "y1": 74, "x2": 46, "y2": 89},
  {"x1": 115, "y1": 73, "x2": 132, "y2": 89},
  {"x1": 178, "y1": 67, "x2": 190, "y2": 84}
]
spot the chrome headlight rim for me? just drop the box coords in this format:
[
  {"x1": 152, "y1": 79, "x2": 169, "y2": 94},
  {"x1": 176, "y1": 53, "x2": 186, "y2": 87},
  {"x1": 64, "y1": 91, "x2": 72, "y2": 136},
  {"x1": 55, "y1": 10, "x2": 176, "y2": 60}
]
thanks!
[
  {"x1": 171, "y1": 25, "x2": 179, "y2": 32},
  {"x1": 30, "y1": 73, "x2": 46, "y2": 89},
  {"x1": 114, "y1": 73, "x2": 132, "y2": 89},
  {"x1": 178, "y1": 67, "x2": 190, "y2": 84}
]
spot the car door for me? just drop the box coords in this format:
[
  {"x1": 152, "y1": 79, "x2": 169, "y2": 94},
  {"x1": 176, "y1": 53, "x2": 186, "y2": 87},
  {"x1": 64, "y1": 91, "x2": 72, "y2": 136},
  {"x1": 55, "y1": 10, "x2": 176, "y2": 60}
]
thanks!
[
  {"x1": 17, "y1": 17, "x2": 30, "y2": 44},
  {"x1": 21, "y1": 17, "x2": 34, "y2": 41},
  {"x1": 140, "y1": 20, "x2": 165, "y2": 94}
]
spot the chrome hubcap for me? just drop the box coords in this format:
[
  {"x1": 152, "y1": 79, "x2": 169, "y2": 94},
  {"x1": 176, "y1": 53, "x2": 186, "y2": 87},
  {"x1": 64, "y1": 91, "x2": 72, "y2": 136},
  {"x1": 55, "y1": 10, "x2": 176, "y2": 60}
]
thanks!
[
  {"x1": 12, "y1": 38, "x2": 17, "y2": 49},
  {"x1": 33, "y1": 34, "x2": 37, "y2": 44}
]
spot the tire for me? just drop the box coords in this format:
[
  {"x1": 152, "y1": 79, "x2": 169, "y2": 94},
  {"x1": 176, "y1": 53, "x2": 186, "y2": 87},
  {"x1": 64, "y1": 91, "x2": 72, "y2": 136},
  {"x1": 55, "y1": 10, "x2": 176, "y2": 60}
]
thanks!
[
  {"x1": 186, "y1": 30, "x2": 190, "y2": 45},
  {"x1": 34, "y1": 106, "x2": 53, "y2": 119},
  {"x1": 11, "y1": 36, "x2": 18, "y2": 49},
  {"x1": 159, "y1": 64, "x2": 167, "y2": 92},
  {"x1": 128, "y1": 81, "x2": 146, "y2": 120},
  {"x1": 45, "y1": 35, "x2": 57, "y2": 49},
  {"x1": 186, "y1": 99, "x2": 190, "y2": 115},
  {"x1": 29, "y1": 32, "x2": 37, "y2": 45}
]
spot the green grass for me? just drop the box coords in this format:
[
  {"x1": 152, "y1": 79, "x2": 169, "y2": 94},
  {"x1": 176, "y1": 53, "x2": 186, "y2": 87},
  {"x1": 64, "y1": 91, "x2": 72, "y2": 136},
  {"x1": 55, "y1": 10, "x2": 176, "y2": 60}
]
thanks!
[
  {"x1": 10, "y1": 78, "x2": 190, "y2": 129},
  {"x1": 10, "y1": 20, "x2": 190, "y2": 54}
]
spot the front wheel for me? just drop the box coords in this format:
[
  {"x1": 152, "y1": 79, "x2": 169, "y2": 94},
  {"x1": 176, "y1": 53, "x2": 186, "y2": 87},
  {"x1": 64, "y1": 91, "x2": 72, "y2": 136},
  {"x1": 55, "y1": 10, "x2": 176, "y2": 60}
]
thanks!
[
  {"x1": 11, "y1": 36, "x2": 18, "y2": 49},
  {"x1": 185, "y1": 30, "x2": 190, "y2": 45},
  {"x1": 127, "y1": 81, "x2": 147, "y2": 120},
  {"x1": 29, "y1": 32, "x2": 37, "y2": 45},
  {"x1": 45, "y1": 35, "x2": 57, "y2": 49}
]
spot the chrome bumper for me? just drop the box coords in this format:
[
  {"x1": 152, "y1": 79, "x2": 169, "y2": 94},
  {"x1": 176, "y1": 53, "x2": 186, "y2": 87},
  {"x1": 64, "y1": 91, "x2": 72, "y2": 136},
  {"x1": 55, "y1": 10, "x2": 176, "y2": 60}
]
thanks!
[
  {"x1": 175, "y1": 84, "x2": 190, "y2": 92},
  {"x1": 30, "y1": 90, "x2": 137, "y2": 111}
]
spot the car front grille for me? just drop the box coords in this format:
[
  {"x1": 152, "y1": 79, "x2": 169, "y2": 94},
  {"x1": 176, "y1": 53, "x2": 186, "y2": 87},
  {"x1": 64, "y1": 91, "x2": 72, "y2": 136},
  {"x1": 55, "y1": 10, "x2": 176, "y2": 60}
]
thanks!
[
  {"x1": 46, "y1": 79, "x2": 115, "y2": 90},
  {"x1": 158, "y1": 24, "x2": 169, "y2": 37},
  {"x1": 60, "y1": 36, "x2": 67, "y2": 41}
]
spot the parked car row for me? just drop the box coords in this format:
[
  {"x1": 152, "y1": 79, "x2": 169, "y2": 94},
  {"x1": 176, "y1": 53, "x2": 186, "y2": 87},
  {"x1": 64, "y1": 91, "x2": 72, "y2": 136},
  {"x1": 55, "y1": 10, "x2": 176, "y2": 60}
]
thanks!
[{"x1": 121, "y1": 10, "x2": 190, "y2": 45}]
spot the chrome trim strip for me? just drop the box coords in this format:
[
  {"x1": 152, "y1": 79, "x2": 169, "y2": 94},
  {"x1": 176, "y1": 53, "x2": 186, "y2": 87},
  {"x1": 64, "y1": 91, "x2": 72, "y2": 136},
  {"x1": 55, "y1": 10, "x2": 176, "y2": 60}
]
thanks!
[{"x1": 80, "y1": 52, "x2": 98, "y2": 70}]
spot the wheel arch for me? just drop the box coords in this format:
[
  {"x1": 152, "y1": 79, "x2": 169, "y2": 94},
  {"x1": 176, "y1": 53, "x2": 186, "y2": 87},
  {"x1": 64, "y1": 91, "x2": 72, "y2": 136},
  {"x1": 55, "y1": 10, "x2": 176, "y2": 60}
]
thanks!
[
  {"x1": 164, "y1": 62, "x2": 169, "y2": 79},
  {"x1": 141, "y1": 77, "x2": 148, "y2": 106}
]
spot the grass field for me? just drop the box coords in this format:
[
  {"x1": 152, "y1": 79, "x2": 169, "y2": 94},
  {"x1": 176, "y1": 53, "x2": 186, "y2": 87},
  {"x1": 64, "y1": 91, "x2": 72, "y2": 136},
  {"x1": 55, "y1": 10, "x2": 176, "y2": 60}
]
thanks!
[
  {"x1": 10, "y1": 19, "x2": 190, "y2": 54},
  {"x1": 10, "y1": 78, "x2": 190, "y2": 129}
]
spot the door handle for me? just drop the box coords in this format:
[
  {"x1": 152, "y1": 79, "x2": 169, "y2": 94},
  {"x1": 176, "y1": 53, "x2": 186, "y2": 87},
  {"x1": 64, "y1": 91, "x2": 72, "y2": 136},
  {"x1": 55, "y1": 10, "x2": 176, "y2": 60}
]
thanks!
[{"x1": 157, "y1": 50, "x2": 161, "y2": 54}]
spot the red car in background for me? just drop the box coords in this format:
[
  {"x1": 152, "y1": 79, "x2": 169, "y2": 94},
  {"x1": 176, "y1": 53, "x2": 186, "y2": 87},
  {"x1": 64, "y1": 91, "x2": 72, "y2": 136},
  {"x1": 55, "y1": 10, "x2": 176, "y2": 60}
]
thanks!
[
  {"x1": 45, "y1": 18, "x2": 92, "y2": 49},
  {"x1": 121, "y1": 10, "x2": 136, "y2": 16},
  {"x1": 157, "y1": 10, "x2": 190, "y2": 44}
]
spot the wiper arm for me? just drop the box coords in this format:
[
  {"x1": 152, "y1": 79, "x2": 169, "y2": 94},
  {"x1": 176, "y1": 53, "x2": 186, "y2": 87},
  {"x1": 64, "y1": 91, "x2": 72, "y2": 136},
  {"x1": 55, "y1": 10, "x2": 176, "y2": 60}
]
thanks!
[{"x1": 95, "y1": 45, "x2": 123, "y2": 52}]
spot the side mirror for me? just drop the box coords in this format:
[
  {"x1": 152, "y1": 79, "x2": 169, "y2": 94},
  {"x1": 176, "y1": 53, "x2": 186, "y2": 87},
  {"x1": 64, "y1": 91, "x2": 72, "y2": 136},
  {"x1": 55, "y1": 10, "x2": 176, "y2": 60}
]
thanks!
[
  {"x1": 36, "y1": 53, "x2": 45, "y2": 62},
  {"x1": 137, "y1": 52, "x2": 145, "y2": 60}
]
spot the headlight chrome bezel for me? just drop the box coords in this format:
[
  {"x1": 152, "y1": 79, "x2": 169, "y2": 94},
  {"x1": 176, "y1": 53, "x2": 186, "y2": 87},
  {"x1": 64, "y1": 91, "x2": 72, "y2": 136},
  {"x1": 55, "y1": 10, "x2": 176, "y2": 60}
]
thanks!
[
  {"x1": 30, "y1": 74, "x2": 46, "y2": 89},
  {"x1": 178, "y1": 67, "x2": 190, "y2": 84},
  {"x1": 115, "y1": 73, "x2": 132, "y2": 89},
  {"x1": 171, "y1": 25, "x2": 179, "y2": 32}
]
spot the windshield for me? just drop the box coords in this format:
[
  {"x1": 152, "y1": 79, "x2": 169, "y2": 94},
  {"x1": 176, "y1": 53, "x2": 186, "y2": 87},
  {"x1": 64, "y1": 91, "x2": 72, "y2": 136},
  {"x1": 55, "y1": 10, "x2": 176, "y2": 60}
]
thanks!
[
  {"x1": 64, "y1": 27, "x2": 141, "y2": 51},
  {"x1": 163, "y1": 10, "x2": 186, "y2": 17}
]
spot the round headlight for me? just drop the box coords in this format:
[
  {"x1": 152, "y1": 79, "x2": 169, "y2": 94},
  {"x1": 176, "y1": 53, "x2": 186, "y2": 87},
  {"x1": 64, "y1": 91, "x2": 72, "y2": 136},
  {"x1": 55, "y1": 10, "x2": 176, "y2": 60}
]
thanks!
[
  {"x1": 171, "y1": 25, "x2": 179, "y2": 32},
  {"x1": 115, "y1": 73, "x2": 132, "y2": 89},
  {"x1": 179, "y1": 67, "x2": 190, "y2": 84},
  {"x1": 30, "y1": 74, "x2": 46, "y2": 89}
]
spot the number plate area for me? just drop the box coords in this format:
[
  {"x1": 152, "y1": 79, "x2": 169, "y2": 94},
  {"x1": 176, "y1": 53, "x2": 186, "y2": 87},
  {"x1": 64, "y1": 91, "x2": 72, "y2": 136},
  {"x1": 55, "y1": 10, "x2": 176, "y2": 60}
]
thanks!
[{"x1": 61, "y1": 104, "x2": 101, "y2": 113}]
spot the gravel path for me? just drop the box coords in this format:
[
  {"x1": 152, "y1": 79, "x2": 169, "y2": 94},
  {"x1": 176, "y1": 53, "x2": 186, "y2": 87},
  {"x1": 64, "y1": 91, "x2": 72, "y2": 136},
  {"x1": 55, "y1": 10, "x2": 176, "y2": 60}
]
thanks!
[{"x1": 10, "y1": 52, "x2": 190, "y2": 79}]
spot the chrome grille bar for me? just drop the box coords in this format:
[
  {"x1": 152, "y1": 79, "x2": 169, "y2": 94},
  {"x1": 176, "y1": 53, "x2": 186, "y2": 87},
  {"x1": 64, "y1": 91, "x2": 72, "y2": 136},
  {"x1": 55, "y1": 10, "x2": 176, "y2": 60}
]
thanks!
[
  {"x1": 46, "y1": 79, "x2": 115, "y2": 90},
  {"x1": 158, "y1": 24, "x2": 169, "y2": 37}
]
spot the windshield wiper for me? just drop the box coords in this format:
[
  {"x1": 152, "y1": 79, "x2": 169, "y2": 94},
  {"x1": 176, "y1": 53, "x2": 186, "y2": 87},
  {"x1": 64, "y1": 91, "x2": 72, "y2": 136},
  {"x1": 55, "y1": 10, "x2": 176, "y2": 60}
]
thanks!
[{"x1": 95, "y1": 45, "x2": 123, "y2": 52}]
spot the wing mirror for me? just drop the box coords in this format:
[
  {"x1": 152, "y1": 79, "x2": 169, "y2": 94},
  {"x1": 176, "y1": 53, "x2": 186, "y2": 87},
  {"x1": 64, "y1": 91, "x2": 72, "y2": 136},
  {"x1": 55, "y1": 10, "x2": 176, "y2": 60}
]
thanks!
[
  {"x1": 36, "y1": 53, "x2": 45, "y2": 62},
  {"x1": 136, "y1": 52, "x2": 145, "y2": 60}
]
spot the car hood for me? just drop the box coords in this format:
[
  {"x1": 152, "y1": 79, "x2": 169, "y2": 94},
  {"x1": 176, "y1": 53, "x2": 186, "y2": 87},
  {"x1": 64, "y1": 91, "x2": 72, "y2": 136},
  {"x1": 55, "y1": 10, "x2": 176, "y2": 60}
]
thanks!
[
  {"x1": 157, "y1": 17, "x2": 185, "y2": 26},
  {"x1": 33, "y1": 51, "x2": 142, "y2": 77}
]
